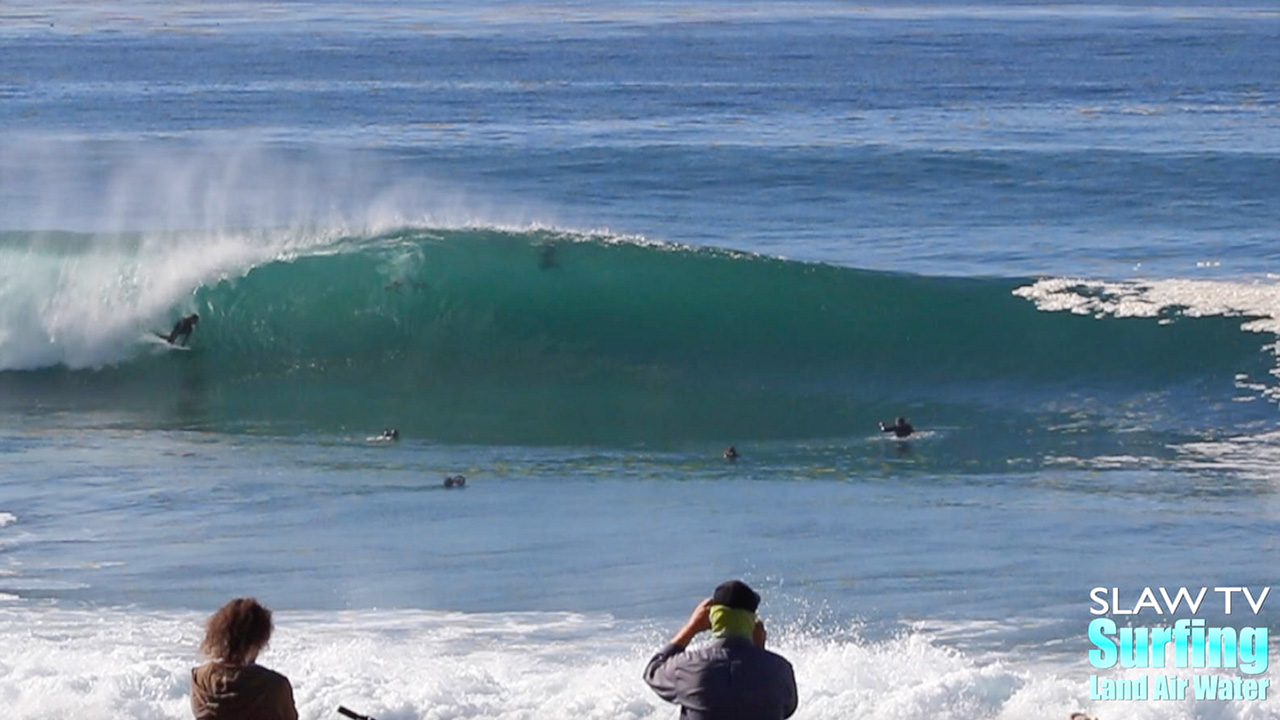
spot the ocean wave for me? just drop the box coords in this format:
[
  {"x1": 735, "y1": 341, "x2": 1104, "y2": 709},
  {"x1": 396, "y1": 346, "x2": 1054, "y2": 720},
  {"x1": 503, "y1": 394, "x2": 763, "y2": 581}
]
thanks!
[{"x1": 1, "y1": 226, "x2": 1276, "y2": 444}]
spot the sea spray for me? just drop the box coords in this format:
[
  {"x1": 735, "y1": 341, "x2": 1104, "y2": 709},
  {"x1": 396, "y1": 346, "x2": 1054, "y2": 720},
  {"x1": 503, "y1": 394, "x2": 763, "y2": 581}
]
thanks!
[
  {"x1": 0, "y1": 605, "x2": 1107, "y2": 720},
  {"x1": 0, "y1": 228, "x2": 332, "y2": 370}
]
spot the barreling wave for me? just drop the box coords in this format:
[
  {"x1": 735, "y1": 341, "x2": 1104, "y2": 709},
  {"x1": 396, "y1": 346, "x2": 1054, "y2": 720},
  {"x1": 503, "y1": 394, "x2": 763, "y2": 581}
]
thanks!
[{"x1": 1, "y1": 226, "x2": 1276, "y2": 445}]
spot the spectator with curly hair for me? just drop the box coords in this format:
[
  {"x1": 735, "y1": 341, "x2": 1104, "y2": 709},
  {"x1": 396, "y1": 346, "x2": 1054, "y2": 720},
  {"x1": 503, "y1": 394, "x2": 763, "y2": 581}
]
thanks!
[{"x1": 191, "y1": 597, "x2": 298, "y2": 720}]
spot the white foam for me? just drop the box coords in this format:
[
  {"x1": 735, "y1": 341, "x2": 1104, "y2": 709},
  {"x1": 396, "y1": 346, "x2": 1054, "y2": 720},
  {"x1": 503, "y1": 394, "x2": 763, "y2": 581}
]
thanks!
[
  {"x1": 1, "y1": 605, "x2": 1268, "y2": 720},
  {"x1": 0, "y1": 138, "x2": 357, "y2": 370},
  {"x1": 0, "y1": 512, "x2": 15, "y2": 528},
  {"x1": 1176, "y1": 429, "x2": 1280, "y2": 481},
  {"x1": 1015, "y1": 276, "x2": 1280, "y2": 404},
  {"x1": 1014, "y1": 277, "x2": 1280, "y2": 333},
  {"x1": 0, "y1": 227, "x2": 302, "y2": 370},
  {"x1": 1044, "y1": 455, "x2": 1159, "y2": 471}
]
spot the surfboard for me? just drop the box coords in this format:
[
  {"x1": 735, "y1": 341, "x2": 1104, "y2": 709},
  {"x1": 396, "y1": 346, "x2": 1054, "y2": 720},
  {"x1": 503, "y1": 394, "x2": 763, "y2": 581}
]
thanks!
[{"x1": 145, "y1": 333, "x2": 191, "y2": 351}]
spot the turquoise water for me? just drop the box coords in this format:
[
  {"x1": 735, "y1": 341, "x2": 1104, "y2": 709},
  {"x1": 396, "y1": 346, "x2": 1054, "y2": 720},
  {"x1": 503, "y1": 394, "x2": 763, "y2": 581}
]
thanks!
[{"x1": 2, "y1": 2, "x2": 1280, "y2": 719}]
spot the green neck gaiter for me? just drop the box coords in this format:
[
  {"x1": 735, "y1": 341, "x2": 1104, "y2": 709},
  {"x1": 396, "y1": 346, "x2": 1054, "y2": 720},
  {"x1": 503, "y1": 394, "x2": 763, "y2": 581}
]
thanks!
[{"x1": 709, "y1": 605, "x2": 756, "y2": 639}]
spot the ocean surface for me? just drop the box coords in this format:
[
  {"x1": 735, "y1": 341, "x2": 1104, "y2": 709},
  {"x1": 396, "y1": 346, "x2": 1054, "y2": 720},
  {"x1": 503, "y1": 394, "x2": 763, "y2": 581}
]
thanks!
[{"x1": 3, "y1": 1, "x2": 1280, "y2": 718}]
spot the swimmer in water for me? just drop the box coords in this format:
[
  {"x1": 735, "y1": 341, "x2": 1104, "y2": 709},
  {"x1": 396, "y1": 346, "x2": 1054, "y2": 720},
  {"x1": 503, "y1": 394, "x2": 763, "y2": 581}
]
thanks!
[
  {"x1": 879, "y1": 416, "x2": 914, "y2": 439},
  {"x1": 723, "y1": 446, "x2": 739, "y2": 462}
]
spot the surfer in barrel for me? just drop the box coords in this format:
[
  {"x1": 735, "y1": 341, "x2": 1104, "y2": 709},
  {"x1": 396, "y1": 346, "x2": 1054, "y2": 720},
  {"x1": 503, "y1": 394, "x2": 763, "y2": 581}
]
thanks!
[
  {"x1": 879, "y1": 416, "x2": 914, "y2": 439},
  {"x1": 165, "y1": 313, "x2": 200, "y2": 346}
]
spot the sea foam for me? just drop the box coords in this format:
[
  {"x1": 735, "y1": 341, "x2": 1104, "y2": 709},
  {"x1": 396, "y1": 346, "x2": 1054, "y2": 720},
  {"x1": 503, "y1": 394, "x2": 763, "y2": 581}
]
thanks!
[{"x1": 2, "y1": 605, "x2": 1266, "y2": 720}]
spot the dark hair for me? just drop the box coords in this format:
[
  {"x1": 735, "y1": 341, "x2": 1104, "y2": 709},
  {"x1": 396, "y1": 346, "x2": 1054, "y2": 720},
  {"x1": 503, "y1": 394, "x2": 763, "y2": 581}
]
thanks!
[{"x1": 201, "y1": 597, "x2": 274, "y2": 665}]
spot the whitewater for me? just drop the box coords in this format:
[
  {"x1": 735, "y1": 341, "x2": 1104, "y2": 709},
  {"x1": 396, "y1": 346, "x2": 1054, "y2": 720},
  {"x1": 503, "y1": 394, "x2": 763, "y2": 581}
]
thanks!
[{"x1": 3, "y1": 1, "x2": 1280, "y2": 719}]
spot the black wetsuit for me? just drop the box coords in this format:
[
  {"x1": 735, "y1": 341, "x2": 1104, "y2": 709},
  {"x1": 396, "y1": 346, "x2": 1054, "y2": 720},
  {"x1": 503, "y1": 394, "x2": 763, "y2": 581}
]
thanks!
[
  {"x1": 167, "y1": 315, "x2": 199, "y2": 346},
  {"x1": 880, "y1": 420, "x2": 914, "y2": 438}
]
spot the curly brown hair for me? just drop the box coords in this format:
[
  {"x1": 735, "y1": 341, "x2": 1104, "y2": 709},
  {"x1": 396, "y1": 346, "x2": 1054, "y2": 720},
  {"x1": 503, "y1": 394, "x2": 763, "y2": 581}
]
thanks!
[{"x1": 200, "y1": 597, "x2": 274, "y2": 665}]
